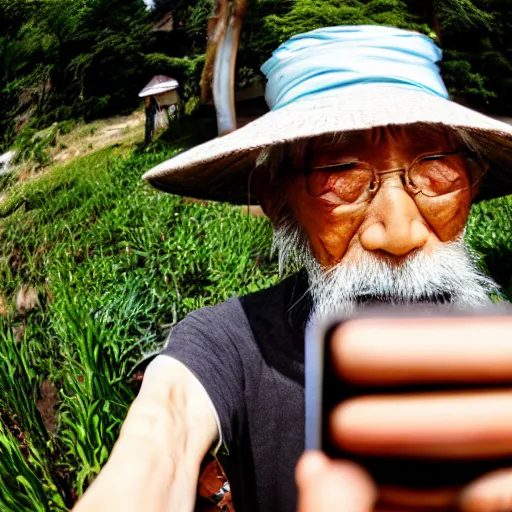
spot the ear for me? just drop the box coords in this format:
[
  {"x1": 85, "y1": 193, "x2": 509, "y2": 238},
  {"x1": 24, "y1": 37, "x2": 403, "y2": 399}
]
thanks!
[
  {"x1": 467, "y1": 157, "x2": 487, "y2": 200},
  {"x1": 471, "y1": 178, "x2": 482, "y2": 200},
  {"x1": 250, "y1": 166, "x2": 276, "y2": 217}
]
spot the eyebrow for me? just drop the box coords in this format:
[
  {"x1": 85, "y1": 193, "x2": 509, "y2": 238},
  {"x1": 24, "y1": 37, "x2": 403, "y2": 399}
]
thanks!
[{"x1": 312, "y1": 159, "x2": 363, "y2": 170}]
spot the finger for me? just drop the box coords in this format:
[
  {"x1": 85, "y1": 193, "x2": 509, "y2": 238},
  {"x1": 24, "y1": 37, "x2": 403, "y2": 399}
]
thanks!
[
  {"x1": 378, "y1": 485, "x2": 461, "y2": 511},
  {"x1": 460, "y1": 467, "x2": 512, "y2": 512},
  {"x1": 296, "y1": 451, "x2": 376, "y2": 512},
  {"x1": 331, "y1": 316, "x2": 512, "y2": 386},
  {"x1": 330, "y1": 390, "x2": 512, "y2": 458}
]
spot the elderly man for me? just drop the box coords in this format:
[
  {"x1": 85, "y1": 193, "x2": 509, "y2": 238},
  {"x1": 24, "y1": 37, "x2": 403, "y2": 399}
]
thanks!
[{"x1": 74, "y1": 26, "x2": 512, "y2": 512}]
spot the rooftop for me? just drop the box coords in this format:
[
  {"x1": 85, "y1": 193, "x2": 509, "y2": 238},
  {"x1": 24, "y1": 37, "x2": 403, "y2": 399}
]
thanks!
[{"x1": 138, "y1": 75, "x2": 179, "y2": 98}]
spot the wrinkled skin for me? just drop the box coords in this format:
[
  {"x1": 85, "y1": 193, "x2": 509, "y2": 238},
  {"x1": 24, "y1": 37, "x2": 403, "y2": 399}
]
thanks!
[{"x1": 283, "y1": 125, "x2": 474, "y2": 267}]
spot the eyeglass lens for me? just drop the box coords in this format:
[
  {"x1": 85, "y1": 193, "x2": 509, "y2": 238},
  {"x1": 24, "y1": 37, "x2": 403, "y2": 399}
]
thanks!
[{"x1": 306, "y1": 153, "x2": 470, "y2": 204}]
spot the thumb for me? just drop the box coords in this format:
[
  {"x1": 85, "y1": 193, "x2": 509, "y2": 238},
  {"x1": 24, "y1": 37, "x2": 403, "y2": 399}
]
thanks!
[
  {"x1": 459, "y1": 467, "x2": 512, "y2": 512},
  {"x1": 296, "y1": 451, "x2": 376, "y2": 512}
]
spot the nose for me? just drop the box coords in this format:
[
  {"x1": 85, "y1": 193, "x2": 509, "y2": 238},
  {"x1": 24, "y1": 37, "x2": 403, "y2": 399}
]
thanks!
[{"x1": 359, "y1": 179, "x2": 429, "y2": 257}]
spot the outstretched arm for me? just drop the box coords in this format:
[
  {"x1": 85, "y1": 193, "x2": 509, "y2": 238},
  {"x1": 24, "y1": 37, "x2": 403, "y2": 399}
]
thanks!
[{"x1": 72, "y1": 355, "x2": 218, "y2": 512}]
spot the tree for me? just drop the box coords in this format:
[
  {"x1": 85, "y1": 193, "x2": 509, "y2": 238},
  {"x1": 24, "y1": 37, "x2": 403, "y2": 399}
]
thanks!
[
  {"x1": 0, "y1": 0, "x2": 152, "y2": 150},
  {"x1": 2, "y1": 0, "x2": 512, "y2": 152}
]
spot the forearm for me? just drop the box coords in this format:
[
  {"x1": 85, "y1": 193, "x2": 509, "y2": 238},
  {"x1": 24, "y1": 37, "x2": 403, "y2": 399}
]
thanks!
[
  {"x1": 73, "y1": 406, "x2": 198, "y2": 511},
  {"x1": 73, "y1": 357, "x2": 218, "y2": 512}
]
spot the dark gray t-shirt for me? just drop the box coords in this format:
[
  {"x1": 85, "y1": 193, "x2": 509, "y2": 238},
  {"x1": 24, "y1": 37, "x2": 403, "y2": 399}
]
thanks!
[{"x1": 162, "y1": 273, "x2": 310, "y2": 512}]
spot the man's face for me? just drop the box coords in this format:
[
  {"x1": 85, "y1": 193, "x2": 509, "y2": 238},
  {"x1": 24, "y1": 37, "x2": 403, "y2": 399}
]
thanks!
[{"x1": 284, "y1": 125, "x2": 474, "y2": 268}]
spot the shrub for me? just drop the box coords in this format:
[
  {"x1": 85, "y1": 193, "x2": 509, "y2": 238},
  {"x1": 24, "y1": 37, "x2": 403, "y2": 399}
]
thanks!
[{"x1": 0, "y1": 143, "x2": 279, "y2": 508}]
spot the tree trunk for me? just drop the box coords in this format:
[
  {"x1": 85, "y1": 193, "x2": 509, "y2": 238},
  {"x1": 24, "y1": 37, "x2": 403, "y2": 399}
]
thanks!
[
  {"x1": 431, "y1": 5, "x2": 442, "y2": 44},
  {"x1": 144, "y1": 96, "x2": 158, "y2": 144}
]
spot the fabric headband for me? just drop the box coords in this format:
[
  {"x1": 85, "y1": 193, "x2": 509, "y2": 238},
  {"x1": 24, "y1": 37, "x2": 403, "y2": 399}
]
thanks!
[{"x1": 261, "y1": 25, "x2": 449, "y2": 111}]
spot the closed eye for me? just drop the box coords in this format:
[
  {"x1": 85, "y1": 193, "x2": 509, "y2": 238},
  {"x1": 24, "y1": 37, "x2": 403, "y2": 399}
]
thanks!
[
  {"x1": 419, "y1": 153, "x2": 454, "y2": 162},
  {"x1": 312, "y1": 161, "x2": 363, "y2": 172}
]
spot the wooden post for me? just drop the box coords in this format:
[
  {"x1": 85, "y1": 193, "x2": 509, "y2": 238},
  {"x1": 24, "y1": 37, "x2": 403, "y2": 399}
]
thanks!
[{"x1": 144, "y1": 96, "x2": 158, "y2": 144}]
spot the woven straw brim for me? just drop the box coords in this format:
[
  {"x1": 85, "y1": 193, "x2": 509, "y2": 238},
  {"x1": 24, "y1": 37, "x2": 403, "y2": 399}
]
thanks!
[{"x1": 143, "y1": 84, "x2": 512, "y2": 204}]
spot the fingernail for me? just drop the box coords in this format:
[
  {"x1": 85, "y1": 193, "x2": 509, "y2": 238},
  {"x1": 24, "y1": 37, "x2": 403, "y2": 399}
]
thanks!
[{"x1": 299, "y1": 451, "x2": 328, "y2": 480}]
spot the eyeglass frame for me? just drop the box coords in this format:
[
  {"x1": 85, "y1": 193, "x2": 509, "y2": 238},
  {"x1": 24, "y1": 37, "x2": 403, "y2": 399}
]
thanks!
[{"x1": 304, "y1": 148, "x2": 486, "y2": 204}]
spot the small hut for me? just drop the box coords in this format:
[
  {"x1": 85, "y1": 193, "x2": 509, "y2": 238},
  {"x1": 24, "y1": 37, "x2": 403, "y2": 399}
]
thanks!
[{"x1": 139, "y1": 75, "x2": 179, "y2": 143}]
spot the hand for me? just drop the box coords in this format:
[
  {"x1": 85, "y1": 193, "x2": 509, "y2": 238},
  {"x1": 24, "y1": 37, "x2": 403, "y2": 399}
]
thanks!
[
  {"x1": 295, "y1": 451, "x2": 512, "y2": 512},
  {"x1": 296, "y1": 451, "x2": 375, "y2": 512},
  {"x1": 320, "y1": 315, "x2": 512, "y2": 512}
]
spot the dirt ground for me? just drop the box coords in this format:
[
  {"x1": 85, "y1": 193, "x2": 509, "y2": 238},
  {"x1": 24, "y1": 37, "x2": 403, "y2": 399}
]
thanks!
[
  {"x1": 0, "y1": 110, "x2": 146, "y2": 213},
  {"x1": 50, "y1": 110, "x2": 145, "y2": 165}
]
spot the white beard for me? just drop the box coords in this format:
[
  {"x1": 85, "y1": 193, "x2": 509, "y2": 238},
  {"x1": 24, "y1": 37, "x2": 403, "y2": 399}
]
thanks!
[{"x1": 303, "y1": 239, "x2": 499, "y2": 322}]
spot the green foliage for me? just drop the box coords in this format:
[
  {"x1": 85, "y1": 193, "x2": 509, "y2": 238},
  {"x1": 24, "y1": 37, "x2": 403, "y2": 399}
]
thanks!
[
  {"x1": 467, "y1": 196, "x2": 512, "y2": 299},
  {"x1": 144, "y1": 53, "x2": 206, "y2": 100},
  {"x1": 54, "y1": 305, "x2": 139, "y2": 494},
  {"x1": 0, "y1": 140, "x2": 279, "y2": 508},
  {"x1": 0, "y1": 0, "x2": 152, "y2": 150},
  {"x1": 426, "y1": 0, "x2": 512, "y2": 111},
  {"x1": 0, "y1": 412, "x2": 66, "y2": 512},
  {"x1": 437, "y1": 0, "x2": 494, "y2": 32},
  {"x1": 4, "y1": 0, "x2": 512, "y2": 152},
  {"x1": 441, "y1": 50, "x2": 498, "y2": 105},
  {"x1": 13, "y1": 123, "x2": 59, "y2": 166},
  {"x1": 241, "y1": 0, "x2": 422, "y2": 71},
  {"x1": 0, "y1": 321, "x2": 67, "y2": 511},
  {"x1": 185, "y1": 0, "x2": 213, "y2": 44},
  {"x1": 237, "y1": 0, "x2": 512, "y2": 110}
]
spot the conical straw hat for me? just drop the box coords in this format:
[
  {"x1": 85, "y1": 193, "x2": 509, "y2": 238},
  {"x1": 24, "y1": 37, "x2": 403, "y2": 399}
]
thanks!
[{"x1": 143, "y1": 26, "x2": 512, "y2": 204}]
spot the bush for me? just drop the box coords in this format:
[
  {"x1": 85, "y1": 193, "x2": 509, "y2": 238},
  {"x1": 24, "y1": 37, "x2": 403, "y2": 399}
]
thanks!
[
  {"x1": 57, "y1": 120, "x2": 78, "y2": 136},
  {"x1": 466, "y1": 196, "x2": 512, "y2": 299},
  {"x1": 0, "y1": 143, "x2": 279, "y2": 508},
  {"x1": 13, "y1": 123, "x2": 59, "y2": 167}
]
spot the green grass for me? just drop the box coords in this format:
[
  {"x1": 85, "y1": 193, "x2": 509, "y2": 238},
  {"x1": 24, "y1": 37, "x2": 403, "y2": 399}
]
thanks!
[
  {"x1": 467, "y1": 196, "x2": 512, "y2": 298},
  {"x1": 0, "y1": 142, "x2": 279, "y2": 509},
  {"x1": 0, "y1": 137, "x2": 510, "y2": 509}
]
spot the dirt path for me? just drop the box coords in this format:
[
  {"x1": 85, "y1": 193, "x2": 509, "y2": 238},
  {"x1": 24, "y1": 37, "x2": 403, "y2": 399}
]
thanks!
[
  {"x1": 51, "y1": 110, "x2": 145, "y2": 165},
  {"x1": 0, "y1": 110, "x2": 145, "y2": 213}
]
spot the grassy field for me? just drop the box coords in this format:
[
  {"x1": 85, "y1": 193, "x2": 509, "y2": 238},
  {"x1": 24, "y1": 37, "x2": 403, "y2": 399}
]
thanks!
[
  {"x1": 0, "y1": 130, "x2": 511, "y2": 509},
  {"x1": 0, "y1": 138, "x2": 280, "y2": 510}
]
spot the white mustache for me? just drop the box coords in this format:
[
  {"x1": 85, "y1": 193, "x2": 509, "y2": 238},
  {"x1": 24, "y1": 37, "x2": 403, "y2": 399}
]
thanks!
[{"x1": 304, "y1": 239, "x2": 499, "y2": 321}]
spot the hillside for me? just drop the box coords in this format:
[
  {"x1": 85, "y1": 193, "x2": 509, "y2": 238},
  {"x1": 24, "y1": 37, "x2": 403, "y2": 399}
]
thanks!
[
  {"x1": 0, "y1": 111, "x2": 510, "y2": 509},
  {"x1": 3, "y1": 0, "x2": 512, "y2": 152},
  {"x1": 0, "y1": 117, "x2": 279, "y2": 510}
]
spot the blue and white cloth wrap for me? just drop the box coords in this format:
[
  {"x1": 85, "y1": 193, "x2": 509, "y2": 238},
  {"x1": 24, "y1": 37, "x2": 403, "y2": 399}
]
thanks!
[{"x1": 261, "y1": 25, "x2": 449, "y2": 111}]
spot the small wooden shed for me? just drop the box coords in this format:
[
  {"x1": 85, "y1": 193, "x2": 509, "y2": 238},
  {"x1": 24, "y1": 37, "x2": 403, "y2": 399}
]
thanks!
[{"x1": 139, "y1": 75, "x2": 179, "y2": 143}]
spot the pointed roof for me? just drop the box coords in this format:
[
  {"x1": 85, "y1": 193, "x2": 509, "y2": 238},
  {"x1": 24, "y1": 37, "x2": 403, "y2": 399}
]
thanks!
[{"x1": 139, "y1": 75, "x2": 179, "y2": 98}]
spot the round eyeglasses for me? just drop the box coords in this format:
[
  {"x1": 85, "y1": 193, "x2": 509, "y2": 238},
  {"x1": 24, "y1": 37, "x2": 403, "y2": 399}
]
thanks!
[{"x1": 305, "y1": 150, "x2": 484, "y2": 205}]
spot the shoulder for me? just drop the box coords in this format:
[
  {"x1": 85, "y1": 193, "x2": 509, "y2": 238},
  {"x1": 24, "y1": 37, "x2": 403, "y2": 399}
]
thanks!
[
  {"x1": 172, "y1": 273, "x2": 307, "y2": 340},
  {"x1": 164, "y1": 273, "x2": 309, "y2": 369},
  {"x1": 240, "y1": 271, "x2": 310, "y2": 331},
  {"x1": 169, "y1": 296, "x2": 249, "y2": 343},
  {"x1": 240, "y1": 272, "x2": 309, "y2": 383}
]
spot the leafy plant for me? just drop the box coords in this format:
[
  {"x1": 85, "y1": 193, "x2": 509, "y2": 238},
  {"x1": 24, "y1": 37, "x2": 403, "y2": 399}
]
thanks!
[
  {"x1": 0, "y1": 139, "x2": 280, "y2": 506},
  {"x1": 13, "y1": 124, "x2": 59, "y2": 167},
  {"x1": 467, "y1": 196, "x2": 512, "y2": 298},
  {"x1": 0, "y1": 418, "x2": 66, "y2": 512}
]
